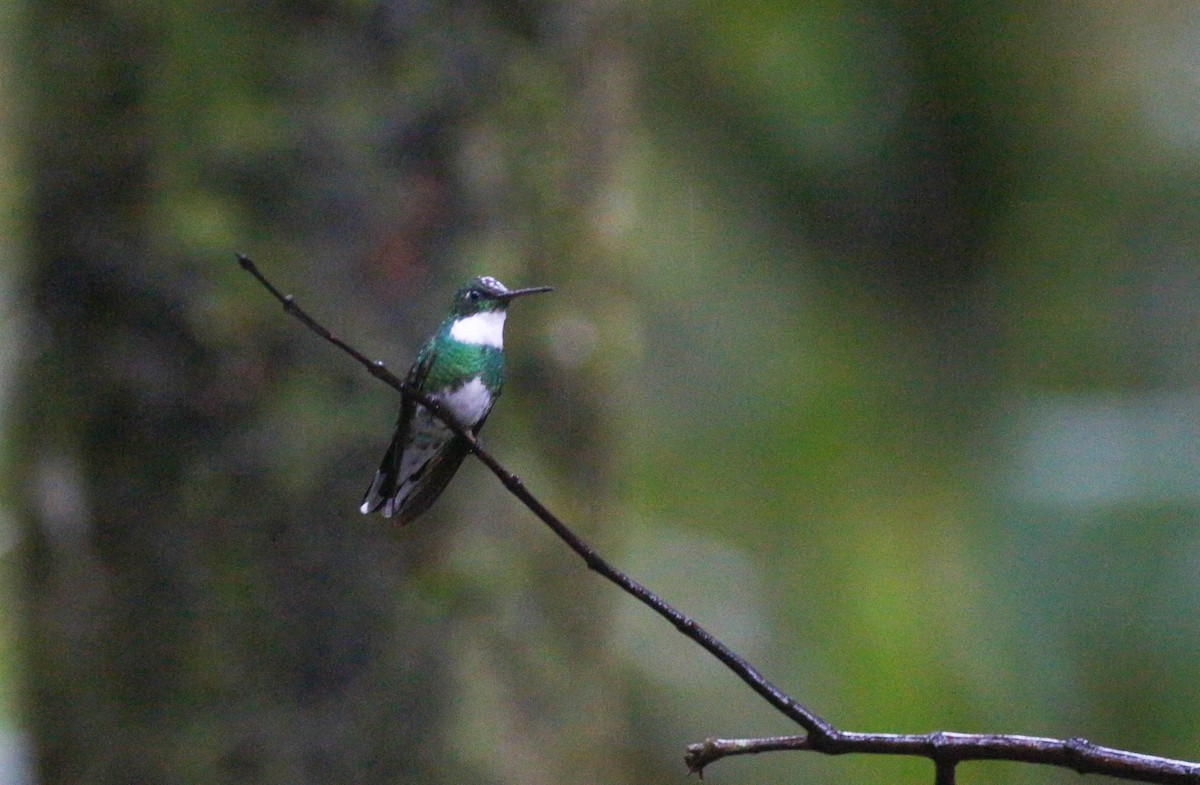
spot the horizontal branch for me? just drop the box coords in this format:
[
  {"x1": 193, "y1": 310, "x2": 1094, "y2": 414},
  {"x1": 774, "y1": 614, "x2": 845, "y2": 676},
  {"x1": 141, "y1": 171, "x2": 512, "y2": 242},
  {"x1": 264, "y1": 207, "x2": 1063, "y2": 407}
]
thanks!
[{"x1": 686, "y1": 732, "x2": 1200, "y2": 784}]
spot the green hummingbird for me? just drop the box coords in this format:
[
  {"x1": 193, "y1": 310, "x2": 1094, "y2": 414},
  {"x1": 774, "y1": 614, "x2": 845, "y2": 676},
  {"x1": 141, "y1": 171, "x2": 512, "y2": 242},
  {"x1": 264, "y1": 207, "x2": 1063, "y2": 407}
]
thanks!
[{"x1": 360, "y1": 275, "x2": 552, "y2": 522}]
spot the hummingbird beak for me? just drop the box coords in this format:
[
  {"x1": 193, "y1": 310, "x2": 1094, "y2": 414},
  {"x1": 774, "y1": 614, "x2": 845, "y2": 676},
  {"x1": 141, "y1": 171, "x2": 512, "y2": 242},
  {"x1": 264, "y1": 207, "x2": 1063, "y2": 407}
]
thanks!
[{"x1": 501, "y1": 285, "x2": 553, "y2": 300}]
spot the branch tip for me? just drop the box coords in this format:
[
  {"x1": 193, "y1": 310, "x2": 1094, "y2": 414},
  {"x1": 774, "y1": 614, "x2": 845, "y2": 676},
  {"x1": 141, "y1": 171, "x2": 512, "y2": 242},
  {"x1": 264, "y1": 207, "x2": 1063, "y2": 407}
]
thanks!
[{"x1": 684, "y1": 741, "x2": 711, "y2": 776}]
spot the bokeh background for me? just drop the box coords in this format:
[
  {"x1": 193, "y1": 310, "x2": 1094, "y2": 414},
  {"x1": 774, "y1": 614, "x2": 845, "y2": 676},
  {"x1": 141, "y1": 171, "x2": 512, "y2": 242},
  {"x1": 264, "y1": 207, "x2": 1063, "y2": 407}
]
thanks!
[{"x1": 3, "y1": 2, "x2": 1200, "y2": 784}]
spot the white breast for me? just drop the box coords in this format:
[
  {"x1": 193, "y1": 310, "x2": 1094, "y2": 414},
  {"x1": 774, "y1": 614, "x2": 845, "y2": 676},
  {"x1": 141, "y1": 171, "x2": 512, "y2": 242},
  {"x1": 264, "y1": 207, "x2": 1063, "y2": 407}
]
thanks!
[
  {"x1": 440, "y1": 376, "x2": 494, "y2": 425},
  {"x1": 391, "y1": 376, "x2": 494, "y2": 498},
  {"x1": 449, "y1": 310, "x2": 506, "y2": 347}
]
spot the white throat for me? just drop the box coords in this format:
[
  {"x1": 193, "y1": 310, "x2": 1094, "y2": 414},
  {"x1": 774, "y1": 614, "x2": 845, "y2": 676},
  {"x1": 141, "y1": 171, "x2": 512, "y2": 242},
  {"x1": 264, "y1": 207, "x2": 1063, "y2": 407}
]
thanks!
[{"x1": 449, "y1": 310, "x2": 506, "y2": 348}]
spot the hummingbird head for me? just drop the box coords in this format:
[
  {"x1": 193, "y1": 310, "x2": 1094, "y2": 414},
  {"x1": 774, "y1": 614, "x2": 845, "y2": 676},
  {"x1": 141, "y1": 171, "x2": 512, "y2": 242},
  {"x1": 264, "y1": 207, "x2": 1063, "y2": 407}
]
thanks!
[
  {"x1": 444, "y1": 276, "x2": 552, "y2": 348},
  {"x1": 450, "y1": 276, "x2": 553, "y2": 318}
]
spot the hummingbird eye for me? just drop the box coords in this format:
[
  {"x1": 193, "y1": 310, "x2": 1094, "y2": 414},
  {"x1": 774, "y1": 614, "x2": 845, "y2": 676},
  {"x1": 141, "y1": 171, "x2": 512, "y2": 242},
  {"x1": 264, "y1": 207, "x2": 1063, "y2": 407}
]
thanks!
[{"x1": 466, "y1": 290, "x2": 483, "y2": 303}]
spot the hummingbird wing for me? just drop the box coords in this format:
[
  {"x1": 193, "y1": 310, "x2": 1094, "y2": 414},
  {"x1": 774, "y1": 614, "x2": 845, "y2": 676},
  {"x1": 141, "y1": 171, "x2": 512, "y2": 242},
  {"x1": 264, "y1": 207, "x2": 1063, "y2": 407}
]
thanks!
[
  {"x1": 359, "y1": 342, "x2": 482, "y2": 523},
  {"x1": 382, "y1": 440, "x2": 470, "y2": 524},
  {"x1": 359, "y1": 342, "x2": 437, "y2": 518}
]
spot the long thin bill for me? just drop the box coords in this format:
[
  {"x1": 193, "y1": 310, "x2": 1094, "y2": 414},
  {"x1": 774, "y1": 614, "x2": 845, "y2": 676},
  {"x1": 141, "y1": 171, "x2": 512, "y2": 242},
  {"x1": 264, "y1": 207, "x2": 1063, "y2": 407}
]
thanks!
[{"x1": 504, "y1": 285, "x2": 553, "y2": 299}]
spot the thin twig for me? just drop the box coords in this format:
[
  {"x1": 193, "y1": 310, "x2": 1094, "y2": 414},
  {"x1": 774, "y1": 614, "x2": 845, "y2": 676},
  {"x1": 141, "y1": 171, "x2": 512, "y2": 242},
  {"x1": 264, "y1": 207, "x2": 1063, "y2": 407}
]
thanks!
[
  {"x1": 237, "y1": 254, "x2": 833, "y2": 737},
  {"x1": 239, "y1": 254, "x2": 1200, "y2": 785}
]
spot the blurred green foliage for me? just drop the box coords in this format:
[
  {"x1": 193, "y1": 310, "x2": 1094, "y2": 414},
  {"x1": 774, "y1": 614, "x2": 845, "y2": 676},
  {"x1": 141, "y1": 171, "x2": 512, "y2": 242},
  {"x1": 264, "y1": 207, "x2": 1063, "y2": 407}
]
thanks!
[{"x1": 5, "y1": 1, "x2": 1200, "y2": 784}]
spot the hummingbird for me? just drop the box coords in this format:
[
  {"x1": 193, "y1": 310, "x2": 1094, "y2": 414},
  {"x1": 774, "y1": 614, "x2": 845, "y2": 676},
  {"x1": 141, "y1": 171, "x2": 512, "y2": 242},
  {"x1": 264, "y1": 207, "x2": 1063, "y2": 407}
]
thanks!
[{"x1": 360, "y1": 275, "x2": 552, "y2": 522}]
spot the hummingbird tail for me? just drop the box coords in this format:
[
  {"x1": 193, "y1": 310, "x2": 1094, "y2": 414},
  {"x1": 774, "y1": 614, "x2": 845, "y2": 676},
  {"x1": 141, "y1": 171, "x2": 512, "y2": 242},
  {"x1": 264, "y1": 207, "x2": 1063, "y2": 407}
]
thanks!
[
  {"x1": 359, "y1": 439, "x2": 401, "y2": 515},
  {"x1": 360, "y1": 438, "x2": 471, "y2": 524}
]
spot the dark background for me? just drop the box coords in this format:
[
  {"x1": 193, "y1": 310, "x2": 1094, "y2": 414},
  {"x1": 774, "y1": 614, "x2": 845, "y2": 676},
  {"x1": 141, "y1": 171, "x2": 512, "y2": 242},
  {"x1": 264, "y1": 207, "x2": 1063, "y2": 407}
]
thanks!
[{"x1": 4, "y1": 2, "x2": 1200, "y2": 784}]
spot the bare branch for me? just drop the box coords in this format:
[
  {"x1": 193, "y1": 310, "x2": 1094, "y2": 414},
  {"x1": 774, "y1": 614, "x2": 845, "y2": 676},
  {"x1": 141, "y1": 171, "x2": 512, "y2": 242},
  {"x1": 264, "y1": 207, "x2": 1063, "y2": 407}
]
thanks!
[
  {"x1": 240, "y1": 254, "x2": 1200, "y2": 785},
  {"x1": 686, "y1": 736, "x2": 810, "y2": 774},
  {"x1": 685, "y1": 731, "x2": 1200, "y2": 783},
  {"x1": 237, "y1": 254, "x2": 832, "y2": 733}
]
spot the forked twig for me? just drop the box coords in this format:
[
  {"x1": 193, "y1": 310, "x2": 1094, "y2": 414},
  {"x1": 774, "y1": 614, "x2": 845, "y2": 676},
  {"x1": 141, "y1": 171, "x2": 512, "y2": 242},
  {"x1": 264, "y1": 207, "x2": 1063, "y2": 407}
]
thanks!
[{"x1": 239, "y1": 254, "x2": 1200, "y2": 785}]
